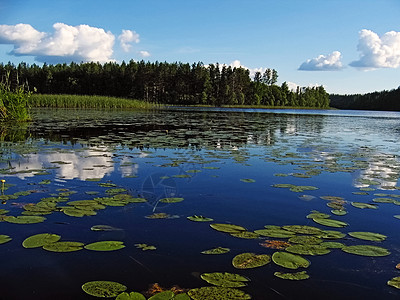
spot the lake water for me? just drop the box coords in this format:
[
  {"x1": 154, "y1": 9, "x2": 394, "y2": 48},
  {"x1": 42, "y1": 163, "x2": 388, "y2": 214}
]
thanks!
[{"x1": 1, "y1": 107, "x2": 400, "y2": 299}]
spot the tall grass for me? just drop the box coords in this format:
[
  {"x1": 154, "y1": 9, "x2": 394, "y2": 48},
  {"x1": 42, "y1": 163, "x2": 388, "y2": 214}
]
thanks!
[
  {"x1": 0, "y1": 72, "x2": 31, "y2": 122},
  {"x1": 30, "y1": 94, "x2": 157, "y2": 110}
]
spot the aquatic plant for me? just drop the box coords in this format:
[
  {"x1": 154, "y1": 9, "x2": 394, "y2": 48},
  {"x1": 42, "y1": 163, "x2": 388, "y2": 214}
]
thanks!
[{"x1": 82, "y1": 281, "x2": 127, "y2": 297}]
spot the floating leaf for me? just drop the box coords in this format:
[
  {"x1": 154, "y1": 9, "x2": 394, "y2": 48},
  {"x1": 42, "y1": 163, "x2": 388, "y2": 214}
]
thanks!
[
  {"x1": 200, "y1": 272, "x2": 249, "y2": 287},
  {"x1": 82, "y1": 281, "x2": 127, "y2": 298},
  {"x1": 254, "y1": 228, "x2": 295, "y2": 238},
  {"x1": 312, "y1": 218, "x2": 348, "y2": 228},
  {"x1": 187, "y1": 286, "x2": 251, "y2": 300},
  {"x1": 62, "y1": 207, "x2": 96, "y2": 217},
  {"x1": 320, "y1": 196, "x2": 345, "y2": 201},
  {"x1": 282, "y1": 225, "x2": 322, "y2": 235},
  {"x1": 240, "y1": 178, "x2": 255, "y2": 183},
  {"x1": 187, "y1": 215, "x2": 213, "y2": 222},
  {"x1": 288, "y1": 235, "x2": 322, "y2": 244},
  {"x1": 116, "y1": 292, "x2": 146, "y2": 300},
  {"x1": 135, "y1": 243, "x2": 156, "y2": 251},
  {"x1": 260, "y1": 240, "x2": 291, "y2": 250},
  {"x1": 373, "y1": 197, "x2": 395, "y2": 203},
  {"x1": 274, "y1": 271, "x2": 309, "y2": 280},
  {"x1": 0, "y1": 235, "x2": 12, "y2": 244},
  {"x1": 230, "y1": 231, "x2": 259, "y2": 239},
  {"x1": 4, "y1": 215, "x2": 46, "y2": 224},
  {"x1": 286, "y1": 244, "x2": 330, "y2": 256},
  {"x1": 306, "y1": 211, "x2": 330, "y2": 219},
  {"x1": 331, "y1": 209, "x2": 347, "y2": 216},
  {"x1": 201, "y1": 247, "x2": 230, "y2": 255},
  {"x1": 85, "y1": 241, "x2": 125, "y2": 251},
  {"x1": 351, "y1": 202, "x2": 378, "y2": 209},
  {"x1": 210, "y1": 223, "x2": 246, "y2": 233},
  {"x1": 315, "y1": 230, "x2": 346, "y2": 239},
  {"x1": 348, "y1": 232, "x2": 387, "y2": 242},
  {"x1": 91, "y1": 225, "x2": 122, "y2": 231},
  {"x1": 22, "y1": 233, "x2": 61, "y2": 248},
  {"x1": 342, "y1": 245, "x2": 390, "y2": 256},
  {"x1": 43, "y1": 241, "x2": 84, "y2": 252},
  {"x1": 395, "y1": 215, "x2": 400, "y2": 219},
  {"x1": 388, "y1": 277, "x2": 400, "y2": 289},
  {"x1": 159, "y1": 197, "x2": 184, "y2": 203},
  {"x1": 272, "y1": 252, "x2": 310, "y2": 269},
  {"x1": 232, "y1": 252, "x2": 271, "y2": 269},
  {"x1": 320, "y1": 242, "x2": 345, "y2": 249},
  {"x1": 0, "y1": 209, "x2": 9, "y2": 215}
]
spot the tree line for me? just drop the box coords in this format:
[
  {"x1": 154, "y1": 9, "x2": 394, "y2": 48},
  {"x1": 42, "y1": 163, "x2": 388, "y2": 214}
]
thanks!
[
  {"x1": 330, "y1": 87, "x2": 400, "y2": 111},
  {"x1": 0, "y1": 61, "x2": 330, "y2": 108}
]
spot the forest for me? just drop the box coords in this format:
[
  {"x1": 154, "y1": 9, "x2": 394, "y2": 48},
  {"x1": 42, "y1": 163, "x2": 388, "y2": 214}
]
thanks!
[
  {"x1": 0, "y1": 61, "x2": 330, "y2": 108},
  {"x1": 330, "y1": 87, "x2": 400, "y2": 111}
]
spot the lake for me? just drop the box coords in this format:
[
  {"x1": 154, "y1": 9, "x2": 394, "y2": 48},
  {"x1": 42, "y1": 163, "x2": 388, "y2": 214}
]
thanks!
[{"x1": 1, "y1": 107, "x2": 400, "y2": 299}]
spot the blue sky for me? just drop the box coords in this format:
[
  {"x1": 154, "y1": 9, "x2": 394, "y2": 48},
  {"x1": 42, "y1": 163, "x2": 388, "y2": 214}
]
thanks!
[{"x1": 0, "y1": 0, "x2": 399, "y2": 94}]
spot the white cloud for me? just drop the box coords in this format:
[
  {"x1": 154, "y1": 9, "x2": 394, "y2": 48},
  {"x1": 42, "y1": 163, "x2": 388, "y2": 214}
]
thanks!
[
  {"x1": 350, "y1": 29, "x2": 400, "y2": 70},
  {"x1": 139, "y1": 50, "x2": 150, "y2": 57},
  {"x1": 118, "y1": 29, "x2": 139, "y2": 52},
  {"x1": 298, "y1": 51, "x2": 343, "y2": 71}
]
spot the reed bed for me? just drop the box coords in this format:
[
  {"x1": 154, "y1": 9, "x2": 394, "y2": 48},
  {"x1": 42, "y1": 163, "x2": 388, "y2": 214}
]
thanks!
[{"x1": 29, "y1": 94, "x2": 157, "y2": 110}]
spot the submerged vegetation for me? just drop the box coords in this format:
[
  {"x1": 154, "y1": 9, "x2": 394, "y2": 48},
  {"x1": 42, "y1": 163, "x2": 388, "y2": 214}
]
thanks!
[{"x1": 1, "y1": 61, "x2": 330, "y2": 108}]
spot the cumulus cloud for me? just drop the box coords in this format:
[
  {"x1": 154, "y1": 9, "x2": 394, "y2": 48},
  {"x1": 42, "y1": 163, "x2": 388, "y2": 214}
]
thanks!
[
  {"x1": 118, "y1": 29, "x2": 139, "y2": 52},
  {"x1": 298, "y1": 51, "x2": 343, "y2": 71},
  {"x1": 139, "y1": 50, "x2": 151, "y2": 57},
  {"x1": 0, "y1": 23, "x2": 147, "y2": 63},
  {"x1": 350, "y1": 29, "x2": 400, "y2": 69}
]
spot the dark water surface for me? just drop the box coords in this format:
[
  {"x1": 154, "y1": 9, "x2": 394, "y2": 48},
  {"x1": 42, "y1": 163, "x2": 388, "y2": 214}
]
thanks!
[{"x1": 1, "y1": 107, "x2": 400, "y2": 299}]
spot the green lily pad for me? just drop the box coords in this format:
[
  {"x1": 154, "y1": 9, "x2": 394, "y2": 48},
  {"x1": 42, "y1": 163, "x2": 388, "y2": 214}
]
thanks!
[
  {"x1": 286, "y1": 244, "x2": 330, "y2": 256},
  {"x1": 288, "y1": 235, "x2": 322, "y2": 244},
  {"x1": 312, "y1": 218, "x2": 348, "y2": 228},
  {"x1": 272, "y1": 252, "x2": 310, "y2": 269},
  {"x1": 232, "y1": 252, "x2": 271, "y2": 269},
  {"x1": 106, "y1": 188, "x2": 128, "y2": 194},
  {"x1": 387, "y1": 277, "x2": 400, "y2": 289},
  {"x1": 4, "y1": 215, "x2": 46, "y2": 224},
  {"x1": 200, "y1": 272, "x2": 249, "y2": 287},
  {"x1": 91, "y1": 225, "x2": 122, "y2": 231},
  {"x1": 148, "y1": 291, "x2": 175, "y2": 300},
  {"x1": 82, "y1": 281, "x2": 127, "y2": 298},
  {"x1": 240, "y1": 178, "x2": 255, "y2": 183},
  {"x1": 315, "y1": 230, "x2": 346, "y2": 239},
  {"x1": 320, "y1": 196, "x2": 345, "y2": 201},
  {"x1": 306, "y1": 211, "x2": 330, "y2": 219},
  {"x1": 84, "y1": 241, "x2": 125, "y2": 251},
  {"x1": 0, "y1": 209, "x2": 9, "y2": 215},
  {"x1": 254, "y1": 228, "x2": 295, "y2": 238},
  {"x1": 348, "y1": 231, "x2": 387, "y2": 242},
  {"x1": 230, "y1": 231, "x2": 260, "y2": 239},
  {"x1": 187, "y1": 215, "x2": 214, "y2": 222},
  {"x1": 187, "y1": 286, "x2": 251, "y2": 300},
  {"x1": 274, "y1": 271, "x2": 309, "y2": 280},
  {"x1": 373, "y1": 198, "x2": 395, "y2": 203},
  {"x1": 22, "y1": 233, "x2": 61, "y2": 248},
  {"x1": 159, "y1": 197, "x2": 184, "y2": 203},
  {"x1": 135, "y1": 243, "x2": 156, "y2": 251},
  {"x1": 331, "y1": 209, "x2": 347, "y2": 216},
  {"x1": 116, "y1": 292, "x2": 146, "y2": 300},
  {"x1": 320, "y1": 242, "x2": 345, "y2": 249},
  {"x1": 62, "y1": 207, "x2": 97, "y2": 217},
  {"x1": 282, "y1": 225, "x2": 322, "y2": 235},
  {"x1": 210, "y1": 223, "x2": 246, "y2": 233},
  {"x1": 342, "y1": 245, "x2": 390, "y2": 256},
  {"x1": 43, "y1": 241, "x2": 84, "y2": 252},
  {"x1": 351, "y1": 202, "x2": 378, "y2": 209},
  {"x1": 201, "y1": 247, "x2": 230, "y2": 255},
  {"x1": 0, "y1": 235, "x2": 12, "y2": 244},
  {"x1": 395, "y1": 215, "x2": 400, "y2": 219}
]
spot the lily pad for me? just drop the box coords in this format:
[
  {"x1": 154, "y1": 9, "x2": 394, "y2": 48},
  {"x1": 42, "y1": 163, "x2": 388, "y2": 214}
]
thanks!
[
  {"x1": 135, "y1": 243, "x2": 156, "y2": 251},
  {"x1": 373, "y1": 197, "x2": 395, "y2": 203},
  {"x1": 148, "y1": 291, "x2": 175, "y2": 299},
  {"x1": 331, "y1": 209, "x2": 347, "y2": 216},
  {"x1": 312, "y1": 218, "x2": 348, "y2": 228},
  {"x1": 82, "y1": 281, "x2": 127, "y2": 297},
  {"x1": 200, "y1": 272, "x2": 249, "y2": 287},
  {"x1": 272, "y1": 252, "x2": 310, "y2": 269},
  {"x1": 320, "y1": 242, "x2": 345, "y2": 249},
  {"x1": 348, "y1": 232, "x2": 387, "y2": 242},
  {"x1": 315, "y1": 230, "x2": 346, "y2": 239},
  {"x1": 282, "y1": 225, "x2": 322, "y2": 235},
  {"x1": 306, "y1": 211, "x2": 330, "y2": 219},
  {"x1": 286, "y1": 244, "x2": 330, "y2": 256},
  {"x1": 342, "y1": 245, "x2": 390, "y2": 256},
  {"x1": 22, "y1": 233, "x2": 61, "y2": 248},
  {"x1": 232, "y1": 252, "x2": 271, "y2": 269},
  {"x1": 43, "y1": 241, "x2": 84, "y2": 252},
  {"x1": 388, "y1": 277, "x2": 400, "y2": 289},
  {"x1": 4, "y1": 215, "x2": 46, "y2": 224},
  {"x1": 351, "y1": 202, "x2": 378, "y2": 209},
  {"x1": 210, "y1": 223, "x2": 246, "y2": 233},
  {"x1": 274, "y1": 271, "x2": 309, "y2": 280},
  {"x1": 0, "y1": 235, "x2": 12, "y2": 244},
  {"x1": 116, "y1": 292, "x2": 146, "y2": 300},
  {"x1": 240, "y1": 178, "x2": 255, "y2": 183},
  {"x1": 201, "y1": 247, "x2": 230, "y2": 255},
  {"x1": 159, "y1": 197, "x2": 184, "y2": 203},
  {"x1": 91, "y1": 225, "x2": 122, "y2": 231},
  {"x1": 187, "y1": 286, "x2": 251, "y2": 300},
  {"x1": 0, "y1": 209, "x2": 9, "y2": 215},
  {"x1": 254, "y1": 228, "x2": 295, "y2": 238},
  {"x1": 187, "y1": 215, "x2": 214, "y2": 222},
  {"x1": 288, "y1": 235, "x2": 322, "y2": 244},
  {"x1": 84, "y1": 241, "x2": 125, "y2": 251},
  {"x1": 230, "y1": 231, "x2": 260, "y2": 239}
]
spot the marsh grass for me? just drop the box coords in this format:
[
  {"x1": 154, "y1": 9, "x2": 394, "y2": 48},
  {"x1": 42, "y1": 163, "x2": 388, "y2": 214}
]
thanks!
[{"x1": 30, "y1": 94, "x2": 157, "y2": 110}]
